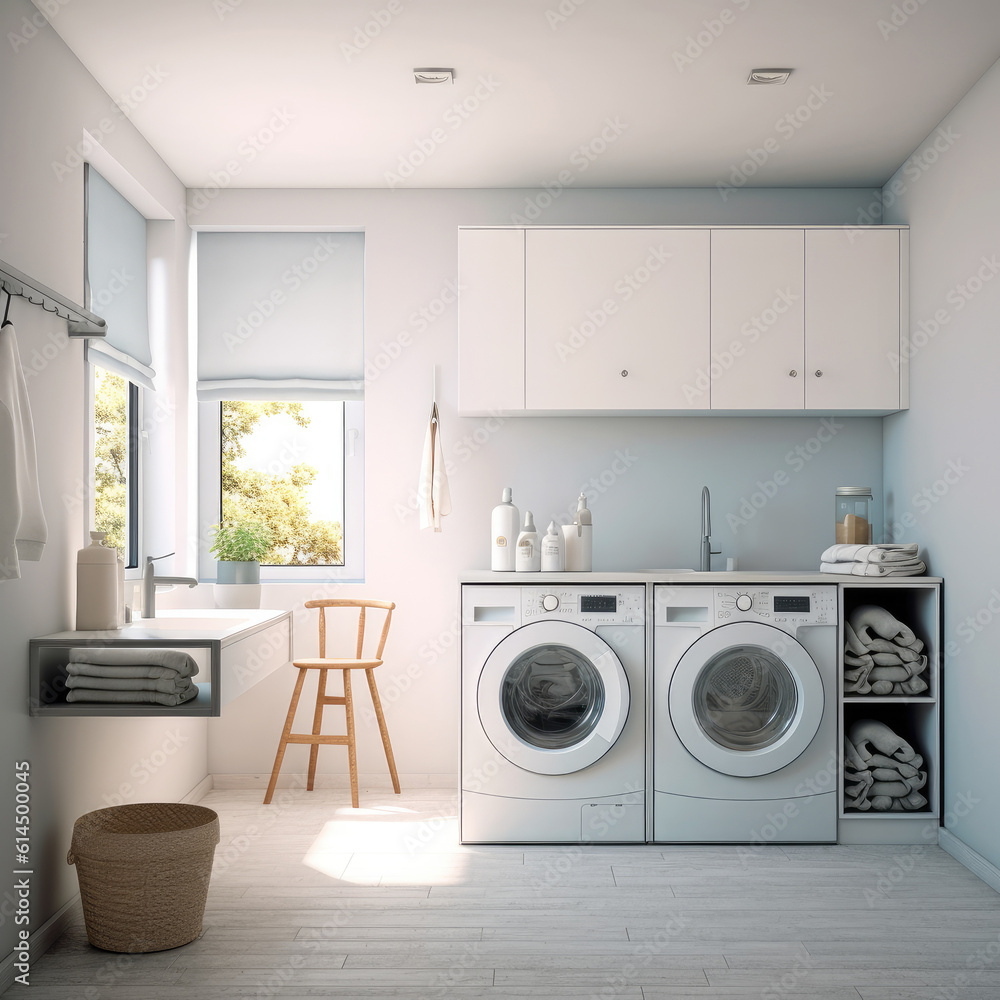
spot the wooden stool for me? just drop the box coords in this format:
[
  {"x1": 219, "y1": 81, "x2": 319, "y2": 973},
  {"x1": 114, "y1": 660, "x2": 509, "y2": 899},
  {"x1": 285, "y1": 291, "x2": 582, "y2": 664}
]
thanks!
[{"x1": 264, "y1": 599, "x2": 401, "y2": 808}]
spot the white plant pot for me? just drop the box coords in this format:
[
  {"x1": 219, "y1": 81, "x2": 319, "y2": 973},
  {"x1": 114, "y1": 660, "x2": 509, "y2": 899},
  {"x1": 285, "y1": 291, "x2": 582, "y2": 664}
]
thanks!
[{"x1": 213, "y1": 583, "x2": 262, "y2": 610}]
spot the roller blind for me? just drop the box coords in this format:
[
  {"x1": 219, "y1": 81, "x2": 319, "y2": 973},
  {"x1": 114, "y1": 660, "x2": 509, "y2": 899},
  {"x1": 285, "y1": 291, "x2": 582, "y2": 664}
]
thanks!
[
  {"x1": 84, "y1": 164, "x2": 154, "y2": 389},
  {"x1": 197, "y1": 231, "x2": 364, "y2": 401}
]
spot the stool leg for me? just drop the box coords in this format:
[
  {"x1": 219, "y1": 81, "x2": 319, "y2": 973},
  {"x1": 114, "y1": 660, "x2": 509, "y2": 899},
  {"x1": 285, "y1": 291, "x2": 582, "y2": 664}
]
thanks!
[
  {"x1": 307, "y1": 669, "x2": 328, "y2": 792},
  {"x1": 264, "y1": 668, "x2": 307, "y2": 805},
  {"x1": 366, "y1": 668, "x2": 401, "y2": 794},
  {"x1": 343, "y1": 669, "x2": 359, "y2": 808}
]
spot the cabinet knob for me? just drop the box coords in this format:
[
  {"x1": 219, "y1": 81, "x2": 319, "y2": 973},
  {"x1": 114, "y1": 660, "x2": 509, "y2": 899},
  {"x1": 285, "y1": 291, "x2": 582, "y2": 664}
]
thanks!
[
  {"x1": 815, "y1": 369, "x2": 824, "y2": 377},
  {"x1": 620, "y1": 369, "x2": 629, "y2": 378},
  {"x1": 788, "y1": 370, "x2": 797, "y2": 378}
]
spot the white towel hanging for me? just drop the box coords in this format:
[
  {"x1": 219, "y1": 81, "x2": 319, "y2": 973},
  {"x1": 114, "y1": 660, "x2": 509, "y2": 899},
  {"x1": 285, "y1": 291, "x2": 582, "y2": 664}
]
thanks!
[{"x1": 418, "y1": 368, "x2": 452, "y2": 532}]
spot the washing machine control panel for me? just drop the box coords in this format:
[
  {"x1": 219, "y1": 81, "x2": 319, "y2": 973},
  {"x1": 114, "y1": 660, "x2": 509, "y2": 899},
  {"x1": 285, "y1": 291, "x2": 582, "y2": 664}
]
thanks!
[
  {"x1": 523, "y1": 587, "x2": 645, "y2": 624},
  {"x1": 715, "y1": 587, "x2": 836, "y2": 625}
]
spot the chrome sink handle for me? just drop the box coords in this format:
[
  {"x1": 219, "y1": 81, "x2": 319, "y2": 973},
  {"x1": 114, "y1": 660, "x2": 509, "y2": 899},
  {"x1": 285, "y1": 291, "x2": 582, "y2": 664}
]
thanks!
[
  {"x1": 700, "y1": 486, "x2": 722, "y2": 573},
  {"x1": 141, "y1": 552, "x2": 198, "y2": 619}
]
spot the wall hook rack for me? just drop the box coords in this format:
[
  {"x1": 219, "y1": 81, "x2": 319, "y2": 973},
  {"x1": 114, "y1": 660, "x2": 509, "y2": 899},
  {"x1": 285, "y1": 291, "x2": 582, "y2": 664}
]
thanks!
[{"x1": 0, "y1": 256, "x2": 107, "y2": 337}]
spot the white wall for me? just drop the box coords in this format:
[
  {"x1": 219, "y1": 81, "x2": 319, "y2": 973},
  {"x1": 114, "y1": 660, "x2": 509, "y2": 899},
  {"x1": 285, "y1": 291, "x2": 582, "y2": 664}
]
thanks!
[
  {"x1": 881, "y1": 57, "x2": 1000, "y2": 866},
  {"x1": 0, "y1": 0, "x2": 203, "y2": 969},
  {"x1": 187, "y1": 187, "x2": 886, "y2": 785}
]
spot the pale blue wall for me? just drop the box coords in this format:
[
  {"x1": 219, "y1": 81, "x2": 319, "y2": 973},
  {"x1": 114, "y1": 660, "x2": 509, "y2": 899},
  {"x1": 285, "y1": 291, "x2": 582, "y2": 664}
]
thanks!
[{"x1": 881, "y1": 56, "x2": 1000, "y2": 865}]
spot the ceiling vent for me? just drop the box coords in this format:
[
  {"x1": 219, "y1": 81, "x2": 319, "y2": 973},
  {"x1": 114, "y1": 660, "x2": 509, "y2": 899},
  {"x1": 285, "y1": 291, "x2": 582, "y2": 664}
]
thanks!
[
  {"x1": 413, "y1": 68, "x2": 455, "y2": 85},
  {"x1": 747, "y1": 68, "x2": 792, "y2": 85}
]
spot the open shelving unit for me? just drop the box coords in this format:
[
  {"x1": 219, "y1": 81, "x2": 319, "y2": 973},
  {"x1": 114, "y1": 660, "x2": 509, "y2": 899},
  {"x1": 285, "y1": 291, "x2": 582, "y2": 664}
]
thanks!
[{"x1": 837, "y1": 579, "x2": 942, "y2": 845}]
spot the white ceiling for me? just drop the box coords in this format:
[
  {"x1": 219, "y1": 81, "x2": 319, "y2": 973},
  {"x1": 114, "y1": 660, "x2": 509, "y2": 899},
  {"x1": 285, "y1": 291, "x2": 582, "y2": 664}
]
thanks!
[{"x1": 35, "y1": 0, "x2": 1000, "y2": 189}]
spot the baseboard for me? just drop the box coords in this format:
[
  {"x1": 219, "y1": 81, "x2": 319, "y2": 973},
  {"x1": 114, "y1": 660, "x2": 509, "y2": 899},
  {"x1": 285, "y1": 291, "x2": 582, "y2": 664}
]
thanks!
[
  {"x1": 939, "y1": 827, "x2": 1000, "y2": 894},
  {"x1": 0, "y1": 894, "x2": 79, "y2": 995},
  {"x1": 181, "y1": 773, "x2": 214, "y2": 803},
  {"x1": 210, "y1": 772, "x2": 458, "y2": 790}
]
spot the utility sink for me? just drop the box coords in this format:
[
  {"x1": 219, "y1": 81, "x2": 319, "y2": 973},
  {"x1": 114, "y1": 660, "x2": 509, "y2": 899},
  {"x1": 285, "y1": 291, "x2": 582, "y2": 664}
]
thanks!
[{"x1": 125, "y1": 610, "x2": 254, "y2": 634}]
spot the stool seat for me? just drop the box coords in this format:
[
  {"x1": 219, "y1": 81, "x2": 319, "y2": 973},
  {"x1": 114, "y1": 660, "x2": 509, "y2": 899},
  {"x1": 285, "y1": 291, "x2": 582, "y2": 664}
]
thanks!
[{"x1": 264, "y1": 600, "x2": 400, "y2": 808}]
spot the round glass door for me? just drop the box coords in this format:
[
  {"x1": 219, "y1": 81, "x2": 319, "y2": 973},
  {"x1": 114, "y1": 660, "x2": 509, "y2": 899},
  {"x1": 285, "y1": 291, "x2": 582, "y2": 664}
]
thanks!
[
  {"x1": 668, "y1": 622, "x2": 824, "y2": 777},
  {"x1": 693, "y1": 645, "x2": 798, "y2": 752},
  {"x1": 478, "y1": 620, "x2": 629, "y2": 776}
]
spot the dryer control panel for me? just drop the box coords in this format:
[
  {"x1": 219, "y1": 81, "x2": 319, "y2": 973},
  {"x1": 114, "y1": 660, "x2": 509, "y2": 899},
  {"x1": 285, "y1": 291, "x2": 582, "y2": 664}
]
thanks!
[
  {"x1": 715, "y1": 587, "x2": 836, "y2": 625},
  {"x1": 524, "y1": 587, "x2": 645, "y2": 624}
]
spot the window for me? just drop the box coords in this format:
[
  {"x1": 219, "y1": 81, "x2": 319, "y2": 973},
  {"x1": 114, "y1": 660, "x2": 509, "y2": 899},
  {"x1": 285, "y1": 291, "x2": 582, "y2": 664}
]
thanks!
[
  {"x1": 196, "y1": 231, "x2": 365, "y2": 581},
  {"x1": 84, "y1": 163, "x2": 152, "y2": 568},
  {"x1": 92, "y1": 368, "x2": 139, "y2": 567}
]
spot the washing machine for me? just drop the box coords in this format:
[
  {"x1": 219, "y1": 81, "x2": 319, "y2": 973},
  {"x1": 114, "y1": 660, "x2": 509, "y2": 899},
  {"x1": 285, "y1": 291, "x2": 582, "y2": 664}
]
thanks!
[
  {"x1": 653, "y1": 585, "x2": 838, "y2": 843},
  {"x1": 461, "y1": 585, "x2": 646, "y2": 844}
]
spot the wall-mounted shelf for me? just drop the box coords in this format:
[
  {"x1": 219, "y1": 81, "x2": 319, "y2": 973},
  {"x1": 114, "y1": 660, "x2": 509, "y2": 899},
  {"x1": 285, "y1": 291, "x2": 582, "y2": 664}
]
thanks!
[
  {"x1": 0, "y1": 256, "x2": 107, "y2": 337},
  {"x1": 28, "y1": 609, "x2": 292, "y2": 717}
]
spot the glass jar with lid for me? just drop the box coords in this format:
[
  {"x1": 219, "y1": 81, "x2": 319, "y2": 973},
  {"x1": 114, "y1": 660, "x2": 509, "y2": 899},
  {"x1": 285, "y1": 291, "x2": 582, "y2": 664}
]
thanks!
[{"x1": 835, "y1": 487, "x2": 873, "y2": 544}]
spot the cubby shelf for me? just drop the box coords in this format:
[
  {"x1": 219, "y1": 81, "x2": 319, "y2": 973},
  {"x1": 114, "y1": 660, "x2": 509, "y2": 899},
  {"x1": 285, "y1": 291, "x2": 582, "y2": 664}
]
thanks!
[{"x1": 837, "y1": 579, "x2": 942, "y2": 845}]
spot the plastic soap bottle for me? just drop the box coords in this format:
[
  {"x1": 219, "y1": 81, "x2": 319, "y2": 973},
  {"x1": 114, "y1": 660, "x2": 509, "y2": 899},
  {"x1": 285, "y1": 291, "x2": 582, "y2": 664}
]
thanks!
[
  {"x1": 490, "y1": 487, "x2": 519, "y2": 571},
  {"x1": 76, "y1": 531, "x2": 122, "y2": 630},
  {"x1": 540, "y1": 521, "x2": 565, "y2": 572},
  {"x1": 515, "y1": 511, "x2": 541, "y2": 572},
  {"x1": 563, "y1": 493, "x2": 593, "y2": 572}
]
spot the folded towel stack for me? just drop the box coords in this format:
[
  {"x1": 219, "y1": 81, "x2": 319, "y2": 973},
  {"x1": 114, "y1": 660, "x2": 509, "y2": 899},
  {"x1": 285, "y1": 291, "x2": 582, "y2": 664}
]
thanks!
[
  {"x1": 844, "y1": 719, "x2": 928, "y2": 812},
  {"x1": 844, "y1": 604, "x2": 928, "y2": 696},
  {"x1": 820, "y1": 543, "x2": 926, "y2": 577},
  {"x1": 64, "y1": 648, "x2": 200, "y2": 707}
]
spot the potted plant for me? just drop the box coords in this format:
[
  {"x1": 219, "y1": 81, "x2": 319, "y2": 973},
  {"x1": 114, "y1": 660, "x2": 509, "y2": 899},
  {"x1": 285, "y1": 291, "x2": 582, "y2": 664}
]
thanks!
[{"x1": 210, "y1": 522, "x2": 272, "y2": 609}]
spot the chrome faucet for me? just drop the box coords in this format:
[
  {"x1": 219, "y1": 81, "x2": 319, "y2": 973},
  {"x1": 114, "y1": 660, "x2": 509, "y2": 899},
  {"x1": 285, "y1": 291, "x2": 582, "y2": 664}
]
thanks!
[
  {"x1": 700, "y1": 487, "x2": 722, "y2": 572},
  {"x1": 141, "y1": 552, "x2": 198, "y2": 618}
]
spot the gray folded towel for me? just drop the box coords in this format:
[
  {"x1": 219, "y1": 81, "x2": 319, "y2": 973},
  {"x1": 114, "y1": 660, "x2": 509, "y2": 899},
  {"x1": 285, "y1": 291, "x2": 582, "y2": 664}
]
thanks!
[
  {"x1": 66, "y1": 661, "x2": 198, "y2": 680},
  {"x1": 66, "y1": 647, "x2": 198, "y2": 677},
  {"x1": 65, "y1": 674, "x2": 192, "y2": 695},
  {"x1": 65, "y1": 685, "x2": 199, "y2": 707}
]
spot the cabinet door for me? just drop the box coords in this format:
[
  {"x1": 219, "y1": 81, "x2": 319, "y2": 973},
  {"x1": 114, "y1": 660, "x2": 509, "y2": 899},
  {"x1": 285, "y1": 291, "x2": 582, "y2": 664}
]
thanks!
[
  {"x1": 805, "y1": 229, "x2": 901, "y2": 410},
  {"x1": 524, "y1": 229, "x2": 710, "y2": 410},
  {"x1": 457, "y1": 228, "x2": 524, "y2": 415},
  {"x1": 710, "y1": 229, "x2": 804, "y2": 410}
]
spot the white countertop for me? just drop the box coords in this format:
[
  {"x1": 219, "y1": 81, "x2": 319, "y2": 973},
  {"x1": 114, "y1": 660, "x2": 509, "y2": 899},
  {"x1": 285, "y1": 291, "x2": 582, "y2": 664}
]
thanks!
[{"x1": 459, "y1": 570, "x2": 942, "y2": 585}]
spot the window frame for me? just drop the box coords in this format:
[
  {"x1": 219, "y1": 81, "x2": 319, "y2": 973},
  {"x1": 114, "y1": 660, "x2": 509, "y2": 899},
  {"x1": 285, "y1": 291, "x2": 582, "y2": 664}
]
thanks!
[
  {"x1": 198, "y1": 398, "x2": 365, "y2": 583},
  {"x1": 87, "y1": 364, "x2": 142, "y2": 571}
]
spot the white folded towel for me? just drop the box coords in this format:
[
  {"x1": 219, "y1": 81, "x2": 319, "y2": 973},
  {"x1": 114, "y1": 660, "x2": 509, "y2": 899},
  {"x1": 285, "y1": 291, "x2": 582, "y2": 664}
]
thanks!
[
  {"x1": 67, "y1": 647, "x2": 198, "y2": 676},
  {"x1": 417, "y1": 401, "x2": 452, "y2": 532},
  {"x1": 821, "y1": 560, "x2": 926, "y2": 577},
  {"x1": 821, "y1": 543, "x2": 919, "y2": 564}
]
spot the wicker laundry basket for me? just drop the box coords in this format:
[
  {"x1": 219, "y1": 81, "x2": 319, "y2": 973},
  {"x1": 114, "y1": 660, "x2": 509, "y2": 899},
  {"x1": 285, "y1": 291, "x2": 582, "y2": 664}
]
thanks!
[{"x1": 67, "y1": 802, "x2": 220, "y2": 953}]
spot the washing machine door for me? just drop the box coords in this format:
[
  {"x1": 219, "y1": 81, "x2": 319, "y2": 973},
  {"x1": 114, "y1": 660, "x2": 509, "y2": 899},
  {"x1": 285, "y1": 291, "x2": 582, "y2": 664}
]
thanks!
[
  {"x1": 668, "y1": 622, "x2": 824, "y2": 777},
  {"x1": 478, "y1": 620, "x2": 630, "y2": 776}
]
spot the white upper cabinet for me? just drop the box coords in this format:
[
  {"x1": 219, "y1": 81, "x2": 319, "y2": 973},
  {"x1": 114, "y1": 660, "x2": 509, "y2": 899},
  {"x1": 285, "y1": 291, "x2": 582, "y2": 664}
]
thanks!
[
  {"x1": 710, "y1": 229, "x2": 805, "y2": 410},
  {"x1": 524, "y1": 229, "x2": 710, "y2": 410},
  {"x1": 456, "y1": 226, "x2": 907, "y2": 415},
  {"x1": 805, "y1": 228, "x2": 902, "y2": 411},
  {"x1": 457, "y1": 228, "x2": 525, "y2": 414}
]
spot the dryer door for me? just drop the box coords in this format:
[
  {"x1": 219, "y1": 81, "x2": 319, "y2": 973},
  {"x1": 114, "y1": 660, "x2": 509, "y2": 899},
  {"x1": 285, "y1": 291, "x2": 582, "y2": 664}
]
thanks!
[
  {"x1": 668, "y1": 622, "x2": 824, "y2": 777},
  {"x1": 478, "y1": 620, "x2": 630, "y2": 776}
]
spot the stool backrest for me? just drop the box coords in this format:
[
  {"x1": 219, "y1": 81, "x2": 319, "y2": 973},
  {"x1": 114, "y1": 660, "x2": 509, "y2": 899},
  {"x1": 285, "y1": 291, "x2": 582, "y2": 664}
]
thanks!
[{"x1": 302, "y1": 599, "x2": 395, "y2": 661}]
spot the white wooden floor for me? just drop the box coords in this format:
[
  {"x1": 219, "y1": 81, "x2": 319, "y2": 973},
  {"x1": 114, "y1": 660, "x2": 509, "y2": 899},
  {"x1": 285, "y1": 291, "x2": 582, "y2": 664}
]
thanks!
[{"x1": 30, "y1": 784, "x2": 1000, "y2": 999}]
